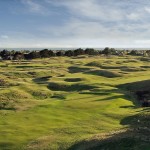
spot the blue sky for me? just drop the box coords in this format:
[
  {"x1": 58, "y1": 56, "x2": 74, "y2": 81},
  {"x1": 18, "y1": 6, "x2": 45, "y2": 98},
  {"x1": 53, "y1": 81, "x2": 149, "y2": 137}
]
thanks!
[{"x1": 1, "y1": 0, "x2": 150, "y2": 48}]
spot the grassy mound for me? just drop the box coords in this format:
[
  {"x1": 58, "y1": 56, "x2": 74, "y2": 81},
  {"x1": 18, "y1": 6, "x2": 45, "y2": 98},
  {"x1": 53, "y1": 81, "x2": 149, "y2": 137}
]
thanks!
[
  {"x1": 0, "y1": 78, "x2": 19, "y2": 87},
  {"x1": 1, "y1": 72, "x2": 31, "y2": 78},
  {"x1": 48, "y1": 82, "x2": 96, "y2": 91},
  {"x1": 86, "y1": 61, "x2": 102, "y2": 68},
  {"x1": 31, "y1": 90, "x2": 52, "y2": 99},
  {"x1": 85, "y1": 70, "x2": 122, "y2": 78},
  {"x1": 1, "y1": 71, "x2": 53, "y2": 79},
  {"x1": 0, "y1": 98, "x2": 15, "y2": 110},
  {"x1": 0, "y1": 89, "x2": 31, "y2": 100},
  {"x1": 0, "y1": 89, "x2": 31, "y2": 110},
  {"x1": 0, "y1": 78, "x2": 9, "y2": 86},
  {"x1": 28, "y1": 71, "x2": 53, "y2": 78},
  {"x1": 86, "y1": 61, "x2": 129, "y2": 70}
]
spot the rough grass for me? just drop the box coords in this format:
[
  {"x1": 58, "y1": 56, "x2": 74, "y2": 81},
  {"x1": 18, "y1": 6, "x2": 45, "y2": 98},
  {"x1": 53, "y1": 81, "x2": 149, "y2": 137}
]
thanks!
[{"x1": 0, "y1": 56, "x2": 150, "y2": 150}]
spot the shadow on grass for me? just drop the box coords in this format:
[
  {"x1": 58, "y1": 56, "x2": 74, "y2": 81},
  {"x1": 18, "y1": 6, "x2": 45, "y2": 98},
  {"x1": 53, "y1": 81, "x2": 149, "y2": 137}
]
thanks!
[
  {"x1": 84, "y1": 70, "x2": 122, "y2": 78},
  {"x1": 51, "y1": 94, "x2": 67, "y2": 100},
  {"x1": 141, "y1": 66, "x2": 150, "y2": 69},
  {"x1": 120, "y1": 105, "x2": 135, "y2": 109},
  {"x1": 68, "y1": 130, "x2": 150, "y2": 150},
  {"x1": 80, "y1": 88, "x2": 138, "y2": 107},
  {"x1": 120, "y1": 109, "x2": 150, "y2": 128},
  {"x1": 64, "y1": 78, "x2": 83, "y2": 82},
  {"x1": 68, "y1": 110, "x2": 150, "y2": 150},
  {"x1": 32, "y1": 76, "x2": 52, "y2": 84},
  {"x1": 68, "y1": 66, "x2": 91, "y2": 73},
  {"x1": 117, "y1": 80, "x2": 150, "y2": 107},
  {"x1": 79, "y1": 91, "x2": 111, "y2": 96},
  {"x1": 117, "y1": 80, "x2": 150, "y2": 92},
  {"x1": 47, "y1": 82, "x2": 97, "y2": 92},
  {"x1": 136, "y1": 107, "x2": 150, "y2": 113},
  {"x1": 120, "y1": 67, "x2": 145, "y2": 72},
  {"x1": 0, "y1": 107, "x2": 16, "y2": 110},
  {"x1": 68, "y1": 82, "x2": 150, "y2": 150}
]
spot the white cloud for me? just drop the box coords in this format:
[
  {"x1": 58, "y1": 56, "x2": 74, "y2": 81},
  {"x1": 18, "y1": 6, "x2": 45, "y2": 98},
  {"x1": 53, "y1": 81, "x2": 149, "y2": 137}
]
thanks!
[
  {"x1": 127, "y1": 13, "x2": 140, "y2": 20},
  {"x1": 135, "y1": 40, "x2": 150, "y2": 44},
  {"x1": 42, "y1": 0, "x2": 150, "y2": 47},
  {"x1": 145, "y1": 7, "x2": 150, "y2": 13},
  {"x1": 2, "y1": 0, "x2": 150, "y2": 48},
  {"x1": 46, "y1": 0, "x2": 150, "y2": 22},
  {"x1": 21, "y1": 0, "x2": 46, "y2": 14},
  {"x1": 46, "y1": 0, "x2": 125, "y2": 21}
]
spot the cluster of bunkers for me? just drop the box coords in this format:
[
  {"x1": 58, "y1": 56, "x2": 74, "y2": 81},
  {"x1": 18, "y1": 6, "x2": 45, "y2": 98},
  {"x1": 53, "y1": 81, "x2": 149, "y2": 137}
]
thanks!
[{"x1": 0, "y1": 47, "x2": 150, "y2": 60}]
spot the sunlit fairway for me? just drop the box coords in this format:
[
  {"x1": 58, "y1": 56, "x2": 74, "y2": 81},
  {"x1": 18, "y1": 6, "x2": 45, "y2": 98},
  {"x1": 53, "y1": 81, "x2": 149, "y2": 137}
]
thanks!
[{"x1": 0, "y1": 55, "x2": 150, "y2": 150}]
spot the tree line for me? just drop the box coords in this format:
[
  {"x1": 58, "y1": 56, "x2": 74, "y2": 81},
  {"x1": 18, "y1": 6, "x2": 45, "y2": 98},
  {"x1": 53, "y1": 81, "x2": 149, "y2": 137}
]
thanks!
[{"x1": 0, "y1": 47, "x2": 150, "y2": 60}]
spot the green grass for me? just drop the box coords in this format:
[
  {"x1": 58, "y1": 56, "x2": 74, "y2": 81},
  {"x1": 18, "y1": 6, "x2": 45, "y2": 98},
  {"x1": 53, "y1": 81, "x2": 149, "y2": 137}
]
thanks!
[{"x1": 0, "y1": 56, "x2": 150, "y2": 150}]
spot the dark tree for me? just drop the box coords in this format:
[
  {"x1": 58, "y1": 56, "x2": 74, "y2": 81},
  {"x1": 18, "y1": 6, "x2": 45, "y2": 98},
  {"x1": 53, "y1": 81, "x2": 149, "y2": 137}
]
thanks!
[
  {"x1": 65, "y1": 50, "x2": 74, "y2": 57},
  {"x1": 49, "y1": 50, "x2": 55, "y2": 57},
  {"x1": 85, "y1": 48, "x2": 95, "y2": 55},
  {"x1": 102, "y1": 47, "x2": 112, "y2": 55},
  {"x1": 13, "y1": 52, "x2": 24, "y2": 60},
  {"x1": 40, "y1": 49, "x2": 50, "y2": 58},
  {"x1": 74, "y1": 48, "x2": 84, "y2": 56},
  {"x1": 24, "y1": 51, "x2": 40, "y2": 59},
  {"x1": 56, "y1": 51, "x2": 64, "y2": 56},
  {"x1": 129, "y1": 50, "x2": 138, "y2": 56},
  {"x1": 0, "y1": 49, "x2": 11, "y2": 59}
]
